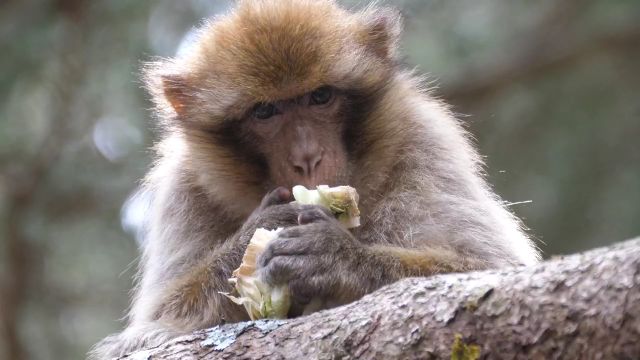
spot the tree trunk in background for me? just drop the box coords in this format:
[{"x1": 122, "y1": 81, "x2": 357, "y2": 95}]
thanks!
[{"x1": 122, "y1": 238, "x2": 640, "y2": 359}]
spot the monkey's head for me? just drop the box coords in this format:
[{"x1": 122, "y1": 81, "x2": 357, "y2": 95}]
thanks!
[{"x1": 146, "y1": 0, "x2": 405, "y2": 215}]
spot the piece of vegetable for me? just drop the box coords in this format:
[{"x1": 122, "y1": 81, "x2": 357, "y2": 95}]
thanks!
[
  {"x1": 292, "y1": 185, "x2": 360, "y2": 228},
  {"x1": 221, "y1": 228, "x2": 290, "y2": 320},
  {"x1": 223, "y1": 185, "x2": 361, "y2": 320}
]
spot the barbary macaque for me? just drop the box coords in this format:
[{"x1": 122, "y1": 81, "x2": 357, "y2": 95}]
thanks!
[{"x1": 91, "y1": 0, "x2": 539, "y2": 358}]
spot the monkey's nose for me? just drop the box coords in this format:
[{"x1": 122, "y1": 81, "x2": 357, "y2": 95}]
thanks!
[{"x1": 291, "y1": 152, "x2": 323, "y2": 178}]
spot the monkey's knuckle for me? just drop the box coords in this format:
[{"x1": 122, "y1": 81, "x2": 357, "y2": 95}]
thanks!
[
  {"x1": 300, "y1": 204, "x2": 331, "y2": 216},
  {"x1": 300, "y1": 225, "x2": 335, "y2": 244},
  {"x1": 266, "y1": 237, "x2": 295, "y2": 256},
  {"x1": 298, "y1": 209, "x2": 329, "y2": 225},
  {"x1": 260, "y1": 257, "x2": 295, "y2": 284},
  {"x1": 252, "y1": 206, "x2": 297, "y2": 229},
  {"x1": 278, "y1": 227, "x2": 302, "y2": 238},
  {"x1": 257, "y1": 248, "x2": 273, "y2": 268},
  {"x1": 289, "y1": 281, "x2": 316, "y2": 304},
  {"x1": 258, "y1": 266, "x2": 277, "y2": 285},
  {"x1": 270, "y1": 205, "x2": 298, "y2": 220},
  {"x1": 275, "y1": 233, "x2": 321, "y2": 255}
]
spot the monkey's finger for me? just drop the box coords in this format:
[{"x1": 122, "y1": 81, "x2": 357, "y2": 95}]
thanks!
[
  {"x1": 257, "y1": 238, "x2": 288, "y2": 268},
  {"x1": 262, "y1": 233, "x2": 326, "y2": 266},
  {"x1": 299, "y1": 204, "x2": 333, "y2": 217},
  {"x1": 298, "y1": 208, "x2": 331, "y2": 225},
  {"x1": 289, "y1": 275, "x2": 330, "y2": 304},
  {"x1": 260, "y1": 187, "x2": 292, "y2": 208},
  {"x1": 258, "y1": 236, "x2": 309, "y2": 268},
  {"x1": 257, "y1": 244, "x2": 275, "y2": 268},
  {"x1": 258, "y1": 255, "x2": 314, "y2": 285},
  {"x1": 276, "y1": 226, "x2": 303, "y2": 239}
]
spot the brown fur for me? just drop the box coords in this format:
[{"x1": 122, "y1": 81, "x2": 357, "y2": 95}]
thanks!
[{"x1": 90, "y1": 1, "x2": 539, "y2": 358}]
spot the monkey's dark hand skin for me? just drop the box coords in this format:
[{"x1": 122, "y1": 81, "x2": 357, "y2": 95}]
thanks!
[
  {"x1": 236, "y1": 187, "x2": 301, "y2": 245},
  {"x1": 258, "y1": 207, "x2": 386, "y2": 308}
]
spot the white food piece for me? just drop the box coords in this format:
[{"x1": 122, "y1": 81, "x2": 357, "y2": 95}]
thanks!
[
  {"x1": 292, "y1": 185, "x2": 360, "y2": 228},
  {"x1": 221, "y1": 228, "x2": 290, "y2": 320}
]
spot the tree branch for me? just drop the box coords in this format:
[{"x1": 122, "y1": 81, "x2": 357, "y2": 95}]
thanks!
[{"x1": 122, "y1": 237, "x2": 640, "y2": 359}]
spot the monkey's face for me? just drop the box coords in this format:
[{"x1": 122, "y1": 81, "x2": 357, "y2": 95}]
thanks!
[
  {"x1": 147, "y1": 0, "x2": 403, "y2": 214},
  {"x1": 242, "y1": 86, "x2": 349, "y2": 190}
]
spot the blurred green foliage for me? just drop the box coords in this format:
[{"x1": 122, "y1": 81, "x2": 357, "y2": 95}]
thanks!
[{"x1": 0, "y1": 0, "x2": 638, "y2": 359}]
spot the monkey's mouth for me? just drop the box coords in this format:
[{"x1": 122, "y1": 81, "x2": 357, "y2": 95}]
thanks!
[
  {"x1": 279, "y1": 179, "x2": 339, "y2": 192},
  {"x1": 269, "y1": 167, "x2": 346, "y2": 190},
  {"x1": 297, "y1": 177, "x2": 337, "y2": 189}
]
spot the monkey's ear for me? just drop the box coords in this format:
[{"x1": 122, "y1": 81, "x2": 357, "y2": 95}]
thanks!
[
  {"x1": 161, "y1": 74, "x2": 193, "y2": 116},
  {"x1": 358, "y1": 7, "x2": 403, "y2": 60}
]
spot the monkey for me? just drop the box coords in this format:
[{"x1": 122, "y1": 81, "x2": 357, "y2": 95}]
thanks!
[{"x1": 90, "y1": 0, "x2": 540, "y2": 358}]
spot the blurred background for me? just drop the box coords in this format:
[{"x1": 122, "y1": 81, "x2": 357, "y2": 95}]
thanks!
[{"x1": 1, "y1": 0, "x2": 638, "y2": 358}]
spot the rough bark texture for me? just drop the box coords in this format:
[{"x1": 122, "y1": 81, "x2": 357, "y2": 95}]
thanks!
[{"x1": 122, "y1": 238, "x2": 640, "y2": 360}]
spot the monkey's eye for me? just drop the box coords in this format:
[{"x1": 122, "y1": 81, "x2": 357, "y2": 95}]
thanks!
[
  {"x1": 253, "y1": 103, "x2": 278, "y2": 120},
  {"x1": 310, "y1": 86, "x2": 333, "y2": 105}
]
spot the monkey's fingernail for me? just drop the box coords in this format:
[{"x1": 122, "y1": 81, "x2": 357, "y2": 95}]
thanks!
[
  {"x1": 262, "y1": 187, "x2": 292, "y2": 207},
  {"x1": 276, "y1": 187, "x2": 291, "y2": 201}
]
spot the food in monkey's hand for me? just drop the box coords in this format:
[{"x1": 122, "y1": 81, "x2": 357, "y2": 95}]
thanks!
[
  {"x1": 221, "y1": 228, "x2": 290, "y2": 320},
  {"x1": 223, "y1": 185, "x2": 361, "y2": 319},
  {"x1": 292, "y1": 185, "x2": 360, "y2": 228}
]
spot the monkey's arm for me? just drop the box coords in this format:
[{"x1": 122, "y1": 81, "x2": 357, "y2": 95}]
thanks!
[
  {"x1": 369, "y1": 245, "x2": 490, "y2": 277},
  {"x1": 152, "y1": 188, "x2": 308, "y2": 328},
  {"x1": 152, "y1": 241, "x2": 247, "y2": 328},
  {"x1": 90, "y1": 239, "x2": 248, "y2": 360},
  {"x1": 258, "y1": 205, "x2": 506, "y2": 307},
  {"x1": 351, "y1": 196, "x2": 532, "y2": 297}
]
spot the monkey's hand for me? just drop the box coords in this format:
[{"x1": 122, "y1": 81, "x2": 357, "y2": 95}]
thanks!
[
  {"x1": 236, "y1": 187, "x2": 305, "y2": 245},
  {"x1": 257, "y1": 207, "x2": 379, "y2": 308}
]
